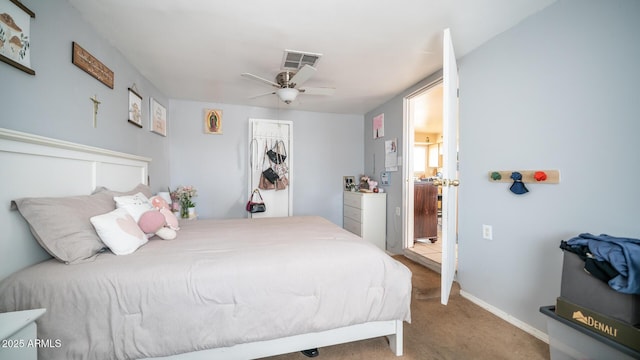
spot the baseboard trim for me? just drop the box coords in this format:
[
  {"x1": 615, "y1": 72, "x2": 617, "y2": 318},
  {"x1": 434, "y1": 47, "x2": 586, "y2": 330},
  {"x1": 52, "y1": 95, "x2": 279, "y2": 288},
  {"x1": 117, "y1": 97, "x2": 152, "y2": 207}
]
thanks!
[{"x1": 459, "y1": 290, "x2": 549, "y2": 343}]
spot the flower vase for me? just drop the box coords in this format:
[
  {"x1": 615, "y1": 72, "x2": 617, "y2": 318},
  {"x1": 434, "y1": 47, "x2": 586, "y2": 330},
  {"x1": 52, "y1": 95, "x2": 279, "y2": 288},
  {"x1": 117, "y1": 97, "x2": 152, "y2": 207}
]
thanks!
[
  {"x1": 188, "y1": 207, "x2": 196, "y2": 219},
  {"x1": 180, "y1": 205, "x2": 189, "y2": 219}
]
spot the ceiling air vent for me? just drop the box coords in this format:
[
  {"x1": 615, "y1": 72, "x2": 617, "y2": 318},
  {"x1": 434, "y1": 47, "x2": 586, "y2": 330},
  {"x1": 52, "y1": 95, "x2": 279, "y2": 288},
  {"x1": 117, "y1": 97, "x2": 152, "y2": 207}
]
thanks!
[{"x1": 281, "y1": 49, "x2": 322, "y2": 71}]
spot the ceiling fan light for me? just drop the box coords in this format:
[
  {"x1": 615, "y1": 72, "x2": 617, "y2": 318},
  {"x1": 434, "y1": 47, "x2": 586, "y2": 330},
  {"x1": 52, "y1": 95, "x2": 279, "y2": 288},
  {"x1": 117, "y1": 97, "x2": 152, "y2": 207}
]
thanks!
[{"x1": 277, "y1": 88, "x2": 299, "y2": 104}]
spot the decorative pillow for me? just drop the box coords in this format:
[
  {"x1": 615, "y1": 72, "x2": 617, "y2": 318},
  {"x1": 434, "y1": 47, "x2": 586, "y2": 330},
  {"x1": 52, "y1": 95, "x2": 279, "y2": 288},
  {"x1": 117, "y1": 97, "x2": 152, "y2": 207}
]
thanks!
[
  {"x1": 12, "y1": 191, "x2": 114, "y2": 264},
  {"x1": 93, "y1": 183, "x2": 153, "y2": 199},
  {"x1": 113, "y1": 192, "x2": 153, "y2": 222},
  {"x1": 90, "y1": 208, "x2": 148, "y2": 255}
]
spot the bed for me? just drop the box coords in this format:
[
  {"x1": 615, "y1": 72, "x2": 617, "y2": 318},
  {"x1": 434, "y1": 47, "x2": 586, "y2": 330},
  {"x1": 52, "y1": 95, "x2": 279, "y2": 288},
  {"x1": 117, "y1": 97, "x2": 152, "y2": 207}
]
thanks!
[{"x1": 0, "y1": 128, "x2": 412, "y2": 360}]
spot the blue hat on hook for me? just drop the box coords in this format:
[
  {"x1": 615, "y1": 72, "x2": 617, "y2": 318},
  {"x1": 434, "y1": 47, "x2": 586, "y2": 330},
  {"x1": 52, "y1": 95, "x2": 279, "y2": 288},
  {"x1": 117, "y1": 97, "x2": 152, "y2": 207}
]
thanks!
[{"x1": 509, "y1": 172, "x2": 529, "y2": 195}]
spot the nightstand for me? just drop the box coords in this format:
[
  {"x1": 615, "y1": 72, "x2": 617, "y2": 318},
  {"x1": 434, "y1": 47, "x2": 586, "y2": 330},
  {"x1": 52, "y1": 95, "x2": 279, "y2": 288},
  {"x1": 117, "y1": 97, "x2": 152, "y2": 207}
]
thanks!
[{"x1": 0, "y1": 308, "x2": 46, "y2": 360}]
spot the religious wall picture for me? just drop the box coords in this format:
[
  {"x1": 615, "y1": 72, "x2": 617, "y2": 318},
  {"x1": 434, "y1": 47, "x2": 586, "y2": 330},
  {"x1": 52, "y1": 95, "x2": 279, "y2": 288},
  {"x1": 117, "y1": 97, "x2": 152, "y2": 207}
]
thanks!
[
  {"x1": 127, "y1": 87, "x2": 143, "y2": 128},
  {"x1": 0, "y1": 0, "x2": 36, "y2": 75},
  {"x1": 204, "y1": 109, "x2": 222, "y2": 134},
  {"x1": 150, "y1": 97, "x2": 167, "y2": 136}
]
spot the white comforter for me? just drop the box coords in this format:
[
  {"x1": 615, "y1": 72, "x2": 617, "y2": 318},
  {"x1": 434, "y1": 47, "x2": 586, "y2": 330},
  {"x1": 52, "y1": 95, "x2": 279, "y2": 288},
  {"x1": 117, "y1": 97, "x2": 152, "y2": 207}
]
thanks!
[{"x1": 0, "y1": 216, "x2": 412, "y2": 360}]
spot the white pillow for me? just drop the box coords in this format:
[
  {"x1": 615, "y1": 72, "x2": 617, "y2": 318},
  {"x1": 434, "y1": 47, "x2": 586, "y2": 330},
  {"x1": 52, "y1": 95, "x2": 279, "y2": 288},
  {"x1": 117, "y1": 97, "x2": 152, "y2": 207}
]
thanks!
[
  {"x1": 113, "y1": 192, "x2": 153, "y2": 222},
  {"x1": 90, "y1": 208, "x2": 148, "y2": 255}
]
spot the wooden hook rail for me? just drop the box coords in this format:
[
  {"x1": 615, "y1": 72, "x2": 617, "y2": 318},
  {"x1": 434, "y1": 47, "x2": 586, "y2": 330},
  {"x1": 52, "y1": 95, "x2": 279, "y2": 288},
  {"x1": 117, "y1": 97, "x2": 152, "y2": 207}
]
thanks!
[{"x1": 488, "y1": 170, "x2": 560, "y2": 184}]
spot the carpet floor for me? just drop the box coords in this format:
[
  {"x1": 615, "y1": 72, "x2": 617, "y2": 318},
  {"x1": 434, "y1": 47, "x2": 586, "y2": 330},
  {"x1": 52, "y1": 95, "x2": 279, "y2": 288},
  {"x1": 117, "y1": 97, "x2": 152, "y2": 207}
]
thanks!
[{"x1": 263, "y1": 255, "x2": 550, "y2": 360}]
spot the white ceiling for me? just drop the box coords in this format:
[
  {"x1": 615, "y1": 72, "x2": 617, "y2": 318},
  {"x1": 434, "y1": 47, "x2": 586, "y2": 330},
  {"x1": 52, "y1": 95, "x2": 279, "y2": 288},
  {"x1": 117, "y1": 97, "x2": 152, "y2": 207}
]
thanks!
[{"x1": 67, "y1": 0, "x2": 556, "y2": 115}]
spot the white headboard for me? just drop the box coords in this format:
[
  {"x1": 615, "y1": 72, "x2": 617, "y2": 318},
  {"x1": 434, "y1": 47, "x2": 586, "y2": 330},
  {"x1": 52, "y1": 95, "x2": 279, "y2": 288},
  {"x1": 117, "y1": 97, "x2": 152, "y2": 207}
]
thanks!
[{"x1": 0, "y1": 128, "x2": 151, "y2": 280}]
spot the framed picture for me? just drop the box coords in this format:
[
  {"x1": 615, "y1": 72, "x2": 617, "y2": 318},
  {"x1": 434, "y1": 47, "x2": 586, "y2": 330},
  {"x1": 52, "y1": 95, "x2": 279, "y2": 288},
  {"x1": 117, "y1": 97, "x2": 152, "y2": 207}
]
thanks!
[
  {"x1": 204, "y1": 109, "x2": 222, "y2": 134},
  {"x1": 343, "y1": 176, "x2": 355, "y2": 191},
  {"x1": 0, "y1": 0, "x2": 36, "y2": 75},
  {"x1": 373, "y1": 113, "x2": 384, "y2": 139},
  {"x1": 127, "y1": 88, "x2": 142, "y2": 128},
  {"x1": 150, "y1": 97, "x2": 167, "y2": 136}
]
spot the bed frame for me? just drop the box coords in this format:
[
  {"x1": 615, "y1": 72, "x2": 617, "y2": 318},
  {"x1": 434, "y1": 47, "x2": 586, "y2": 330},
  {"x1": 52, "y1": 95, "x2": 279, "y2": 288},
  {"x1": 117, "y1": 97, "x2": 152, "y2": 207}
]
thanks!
[{"x1": 0, "y1": 127, "x2": 404, "y2": 358}]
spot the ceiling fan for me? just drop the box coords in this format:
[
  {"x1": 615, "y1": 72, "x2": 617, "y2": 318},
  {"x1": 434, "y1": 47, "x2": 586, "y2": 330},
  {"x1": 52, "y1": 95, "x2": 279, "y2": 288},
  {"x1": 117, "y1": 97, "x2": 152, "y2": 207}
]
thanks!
[{"x1": 241, "y1": 65, "x2": 335, "y2": 104}]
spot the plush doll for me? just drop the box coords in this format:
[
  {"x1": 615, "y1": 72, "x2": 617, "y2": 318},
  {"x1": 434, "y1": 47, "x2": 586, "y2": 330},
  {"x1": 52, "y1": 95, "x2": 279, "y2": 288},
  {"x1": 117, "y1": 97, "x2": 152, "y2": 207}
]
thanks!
[
  {"x1": 138, "y1": 210, "x2": 177, "y2": 240},
  {"x1": 149, "y1": 195, "x2": 180, "y2": 230},
  {"x1": 137, "y1": 195, "x2": 181, "y2": 240}
]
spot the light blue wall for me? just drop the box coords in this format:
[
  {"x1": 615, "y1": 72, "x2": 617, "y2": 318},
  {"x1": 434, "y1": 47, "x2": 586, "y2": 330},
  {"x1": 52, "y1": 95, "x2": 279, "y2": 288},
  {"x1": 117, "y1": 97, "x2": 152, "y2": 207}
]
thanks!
[
  {"x1": 458, "y1": 0, "x2": 640, "y2": 332},
  {"x1": 0, "y1": 0, "x2": 170, "y2": 193},
  {"x1": 367, "y1": 0, "x2": 640, "y2": 334},
  {"x1": 169, "y1": 100, "x2": 364, "y2": 225}
]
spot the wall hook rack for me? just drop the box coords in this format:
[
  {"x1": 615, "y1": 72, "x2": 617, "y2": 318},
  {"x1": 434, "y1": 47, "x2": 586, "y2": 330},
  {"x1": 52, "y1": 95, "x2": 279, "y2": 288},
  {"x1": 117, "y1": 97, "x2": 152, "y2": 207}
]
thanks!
[{"x1": 488, "y1": 170, "x2": 560, "y2": 184}]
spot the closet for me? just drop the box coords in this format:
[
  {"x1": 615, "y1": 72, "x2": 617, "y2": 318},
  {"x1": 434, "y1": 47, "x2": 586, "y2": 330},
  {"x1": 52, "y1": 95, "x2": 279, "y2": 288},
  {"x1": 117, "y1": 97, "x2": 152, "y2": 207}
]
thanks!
[{"x1": 248, "y1": 119, "x2": 293, "y2": 218}]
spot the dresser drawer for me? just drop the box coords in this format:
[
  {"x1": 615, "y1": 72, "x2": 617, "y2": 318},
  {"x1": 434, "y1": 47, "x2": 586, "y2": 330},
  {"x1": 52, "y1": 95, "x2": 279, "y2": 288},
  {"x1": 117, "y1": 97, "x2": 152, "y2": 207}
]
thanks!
[
  {"x1": 343, "y1": 217, "x2": 362, "y2": 236},
  {"x1": 343, "y1": 192, "x2": 362, "y2": 209},
  {"x1": 343, "y1": 205, "x2": 362, "y2": 222}
]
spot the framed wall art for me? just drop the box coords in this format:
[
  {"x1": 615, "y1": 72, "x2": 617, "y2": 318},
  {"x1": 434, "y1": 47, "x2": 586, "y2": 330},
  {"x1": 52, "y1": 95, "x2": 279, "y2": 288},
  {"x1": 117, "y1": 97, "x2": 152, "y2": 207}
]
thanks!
[
  {"x1": 204, "y1": 109, "x2": 222, "y2": 134},
  {"x1": 149, "y1": 97, "x2": 167, "y2": 136},
  {"x1": 0, "y1": 0, "x2": 36, "y2": 75},
  {"x1": 127, "y1": 87, "x2": 142, "y2": 128},
  {"x1": 373, "y1": 113, "x2": 384, "y2": 139}
]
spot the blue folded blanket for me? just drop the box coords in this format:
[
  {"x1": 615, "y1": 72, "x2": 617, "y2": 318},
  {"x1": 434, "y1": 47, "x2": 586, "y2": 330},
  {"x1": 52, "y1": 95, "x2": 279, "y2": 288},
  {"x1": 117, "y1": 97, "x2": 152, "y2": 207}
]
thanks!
[{"x1": 566, "y1": 233, "x2": 640, "y2": 295}]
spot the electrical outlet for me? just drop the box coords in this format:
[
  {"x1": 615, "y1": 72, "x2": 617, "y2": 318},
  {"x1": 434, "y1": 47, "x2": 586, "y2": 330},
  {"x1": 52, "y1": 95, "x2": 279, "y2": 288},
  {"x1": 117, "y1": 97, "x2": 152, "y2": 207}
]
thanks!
[
  {"x1": 395, "y1": 207, "x2": 401, "y2": 216},
  {"x1": 482, "y1": 224, "x2": 493, "y2": 240}
]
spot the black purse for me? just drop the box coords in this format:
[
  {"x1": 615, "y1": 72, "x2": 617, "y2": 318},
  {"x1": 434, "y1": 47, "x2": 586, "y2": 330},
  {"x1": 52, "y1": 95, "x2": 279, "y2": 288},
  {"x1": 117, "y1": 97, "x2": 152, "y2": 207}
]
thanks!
[
  {"x1": 246, "y1": 189, "x2": 266, "y2": 213},
  {"x1": 267, "y1": 140, "x2": 287, "y2": 164},
  {"x1": 262, "y1": 167, "x2": 279, "y2": 184}
]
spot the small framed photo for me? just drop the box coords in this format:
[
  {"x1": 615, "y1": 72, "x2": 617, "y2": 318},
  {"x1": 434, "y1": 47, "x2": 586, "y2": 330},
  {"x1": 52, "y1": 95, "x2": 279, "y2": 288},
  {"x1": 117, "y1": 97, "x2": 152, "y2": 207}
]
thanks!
[
  {"x1": 127, "y1": 88, "x2": 143, "y2": 128},
  {"x1": 343, "y1": 176, "x2": 355, "y2": 191},
  {"x1": 204, "y1": 109, "x2": 222, "y2": 134},
  {"x1": 150, "y1": 97, "x2": 167, "y2": 136}
]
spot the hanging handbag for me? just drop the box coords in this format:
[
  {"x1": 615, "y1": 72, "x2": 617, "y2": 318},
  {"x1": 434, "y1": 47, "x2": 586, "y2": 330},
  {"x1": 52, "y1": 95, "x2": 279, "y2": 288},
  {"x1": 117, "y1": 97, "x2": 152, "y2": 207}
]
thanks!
[
  {"x1": 246, "y1": 189, "x2": 266, "y2": 213},
  {"x1": 258, "y1": 143, "x2": 277, "y2": 189},
  {"x1": 262, "y1": 167, "x2": 279, "y2": 184},
  {"x1": 267, "y1": 140, "x2": 287, "y2": 164},
  {"x1": 275, "y1": 175, "x2": 289, "y2": 190},
  {"x1": 271, "y1": 141, "x2": 289, "y2": 178},
  {"x1": 259, "y1": 172, "x2": 275, "y2": 190}
]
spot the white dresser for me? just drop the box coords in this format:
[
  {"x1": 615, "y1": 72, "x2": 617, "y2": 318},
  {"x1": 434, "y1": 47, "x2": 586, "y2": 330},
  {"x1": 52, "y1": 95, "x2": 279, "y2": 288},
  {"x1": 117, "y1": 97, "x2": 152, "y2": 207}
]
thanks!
[{"x1": 343, "y1": 191, "x2": 387, "y2": 251}]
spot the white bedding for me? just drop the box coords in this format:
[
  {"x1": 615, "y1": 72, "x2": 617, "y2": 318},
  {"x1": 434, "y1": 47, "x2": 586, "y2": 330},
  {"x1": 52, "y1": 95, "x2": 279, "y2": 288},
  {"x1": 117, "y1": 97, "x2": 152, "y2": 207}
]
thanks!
[{"x1": 0, "y1": 216, "x2": 412, "y2": 360}]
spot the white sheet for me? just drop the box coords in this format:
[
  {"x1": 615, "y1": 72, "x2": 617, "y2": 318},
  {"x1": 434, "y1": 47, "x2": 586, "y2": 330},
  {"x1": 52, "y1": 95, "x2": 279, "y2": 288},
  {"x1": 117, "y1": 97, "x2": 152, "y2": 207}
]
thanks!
[{"x1": 0, "y1": 216, "x2": 412, "y2": 360}]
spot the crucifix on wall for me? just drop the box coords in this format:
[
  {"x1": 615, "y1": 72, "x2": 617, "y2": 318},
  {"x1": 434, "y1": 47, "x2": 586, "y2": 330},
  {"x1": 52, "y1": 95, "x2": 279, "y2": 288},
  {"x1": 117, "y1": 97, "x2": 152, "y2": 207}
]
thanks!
[{"x1": 90, "y1": 95, "x2": 101, "y2": 128}]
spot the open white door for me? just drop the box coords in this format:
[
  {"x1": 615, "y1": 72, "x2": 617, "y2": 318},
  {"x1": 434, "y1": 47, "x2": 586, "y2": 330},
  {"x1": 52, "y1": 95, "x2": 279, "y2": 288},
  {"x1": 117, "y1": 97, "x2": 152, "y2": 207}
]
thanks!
[{"x1": 439, "y1": 28, "x2": 460, "y2": 305}]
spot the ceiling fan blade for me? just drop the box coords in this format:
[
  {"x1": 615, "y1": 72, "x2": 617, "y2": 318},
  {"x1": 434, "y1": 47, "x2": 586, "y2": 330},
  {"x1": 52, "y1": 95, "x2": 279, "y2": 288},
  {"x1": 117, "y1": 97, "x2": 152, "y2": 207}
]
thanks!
[
  {"x1": 290, "y1": 64, "x2": 316, "y2": 87},
  {"x1": 241, "y1": 73, "x2": 280, "y2": 88},
  {"x1": 248, "y1": 90, "x2": 276, "y2": 99},
  {"x1": 299, "y1": 87, "x2": 335, "y2": 96}
]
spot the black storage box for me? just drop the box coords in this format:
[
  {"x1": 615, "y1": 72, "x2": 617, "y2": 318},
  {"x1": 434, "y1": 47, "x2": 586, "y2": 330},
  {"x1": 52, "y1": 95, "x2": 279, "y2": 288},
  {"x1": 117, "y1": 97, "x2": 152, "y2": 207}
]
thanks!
[{"x1": 561, "y1": 250, "x2": 640, "y2": 325}]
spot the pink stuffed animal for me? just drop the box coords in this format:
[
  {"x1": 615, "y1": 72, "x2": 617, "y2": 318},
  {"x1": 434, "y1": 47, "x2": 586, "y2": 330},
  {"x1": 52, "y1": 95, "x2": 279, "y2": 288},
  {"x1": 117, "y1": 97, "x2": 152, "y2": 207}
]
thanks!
[
  {"x1": 137, "y1": 195, "x2": 180, "y2": 240},
  {"x1": 150, "y1": 195, "x2": 180, "y2": 231}
]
